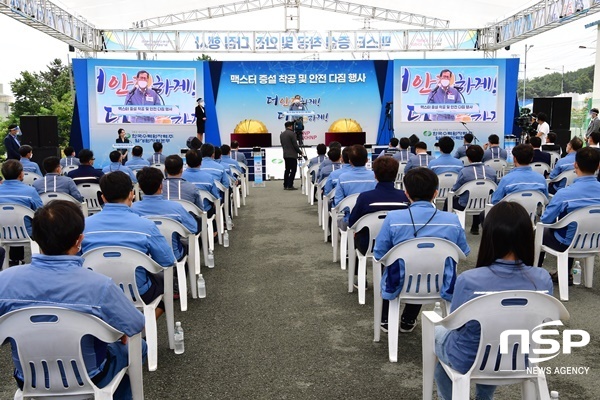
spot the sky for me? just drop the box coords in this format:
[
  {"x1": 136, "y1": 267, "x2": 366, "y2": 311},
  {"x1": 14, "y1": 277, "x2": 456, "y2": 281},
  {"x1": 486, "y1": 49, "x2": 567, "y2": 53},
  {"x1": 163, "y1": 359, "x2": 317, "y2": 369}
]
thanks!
[{"x1": 1, "y1": 0, "x2": 598, "y2": 97}]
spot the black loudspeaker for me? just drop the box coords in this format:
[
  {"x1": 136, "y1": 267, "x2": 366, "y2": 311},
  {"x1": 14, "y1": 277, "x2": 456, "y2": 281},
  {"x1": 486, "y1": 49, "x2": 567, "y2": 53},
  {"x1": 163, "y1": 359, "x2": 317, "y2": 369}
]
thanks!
[
  {"x1": 31, "y1": 147, "x2": 60, "y2": 174},
  {"x1": 554, "y1": 129, "x2": 571, "y2": 155},
  {"x1": 19, "y1": 115, "x2": 59, "y2": 148},
  {"x1": 532, "y1": 97, "x2": 572, "y2": 130}
]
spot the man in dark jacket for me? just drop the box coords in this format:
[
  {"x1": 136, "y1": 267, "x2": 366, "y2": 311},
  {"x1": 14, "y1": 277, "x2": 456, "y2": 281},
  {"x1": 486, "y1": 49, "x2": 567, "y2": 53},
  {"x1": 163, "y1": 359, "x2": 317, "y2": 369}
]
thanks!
[
  {"x1": 280, "y1": 121, "x2": 303, "y2": 190},
  {"x1": 4, "y1": 124, "x2": 21, "y2": 160}
]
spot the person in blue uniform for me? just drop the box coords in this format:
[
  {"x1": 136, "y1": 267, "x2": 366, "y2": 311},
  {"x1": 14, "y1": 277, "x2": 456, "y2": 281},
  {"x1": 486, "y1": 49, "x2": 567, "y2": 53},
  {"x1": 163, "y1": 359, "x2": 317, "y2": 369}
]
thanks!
[
  {"x1": 32, "y1": 156, "x2": 84, "y2": 202},
  {"x1": 60, "y1": 146, "x2": 80, "y2": 168},
  {"x1": 404, "y1": 142, "x2": 435, "y2": 173},
  {"x1": 548, "y1": 137, "x2": 583, "y2": 194},
  {"x1": 482, "y1": 134, "x2": 508, "y2": 162},
  {"x1": 18, "y1": 145, "x2": 42, "y2": 175},
  {"x1": 102, "y1": 151, "x2": 138, "y2": 184},
  {"x1": 125, "y1": 146, "x2": 150, "y2": 171},
  {"x1": 392, "y1": 137, "x2": 412, "y2": 163},
  {"x1": 538, "y1": 147, "x2": 600, "y2": 284},
  {"x1": 81, "y1": 171, "x2": 175, "y2": 319},
  {"x1": 377, "y1": 138, "x2": 400, "y2": 158},
  {"x1": 434, "y1": 201, "x2": 553, "y2": 400},
  {"x1": 147, "y1": 142, "x2": 167, "y2": 165},
  {"x1": 163, "y1": 154, "x2": 204, "y2": 211},
  {"x1": 0, "y1": 200, "x2": 147, "y2": 400},
  {"x1": 181, "y1": 150, "x2": 220, "y2": 216},
  {"x1": 426, "y1": 69, "x2": 463, "y2": 121},
  {"x1": 429, "y1": 136, "x2": 463, "y2": 174},
  {"x1": 124, "y1": 70, "x2": 161, "y2": 123},
  {"x1": 374, "y1": 167, "x2": 469, "y2": 333},
  {"x1": 453, "y1": 133, "x2": 473, "y2": 159}
]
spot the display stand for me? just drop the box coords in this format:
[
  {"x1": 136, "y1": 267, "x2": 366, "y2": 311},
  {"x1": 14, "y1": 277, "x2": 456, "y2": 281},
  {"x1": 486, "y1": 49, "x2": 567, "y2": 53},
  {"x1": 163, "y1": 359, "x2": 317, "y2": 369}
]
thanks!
[{"x1": 252, "y1": 146, "x2": 266, "y2": 188}]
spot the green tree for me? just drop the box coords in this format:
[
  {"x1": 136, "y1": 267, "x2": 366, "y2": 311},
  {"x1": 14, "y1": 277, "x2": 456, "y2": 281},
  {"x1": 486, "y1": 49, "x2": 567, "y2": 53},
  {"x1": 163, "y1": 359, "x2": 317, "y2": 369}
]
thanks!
[{"x1": 196, "y1": 54, "x2": 216, "y2": 61}]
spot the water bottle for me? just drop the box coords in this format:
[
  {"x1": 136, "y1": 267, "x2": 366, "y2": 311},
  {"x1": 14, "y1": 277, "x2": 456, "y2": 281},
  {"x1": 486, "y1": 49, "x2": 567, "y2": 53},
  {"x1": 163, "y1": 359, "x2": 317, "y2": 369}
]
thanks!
[
  {"x1": 207, "y1": 250, "x2": 215, "y2": 268},
  {"x1": 223, "y1": 230, "x2": 230, "y2": 247},
  {"x1": 197, "y1": 274, "x2": 206, "y2": 299},
  {"x1": 433, "y1": 302, "x2": 443, "y2": 317},
  {"x1": 174, "y1": 322, "x2": 184, "y2": 354},
  {"x1": 226, "y1": 216, "x2": 233, "y2": 231},
  {"x1": 572, "y1": 261, "x2": 582, "y2": 285},
  {"x1": 550, "y1": 391, "x2": 559, "y2": 399}
]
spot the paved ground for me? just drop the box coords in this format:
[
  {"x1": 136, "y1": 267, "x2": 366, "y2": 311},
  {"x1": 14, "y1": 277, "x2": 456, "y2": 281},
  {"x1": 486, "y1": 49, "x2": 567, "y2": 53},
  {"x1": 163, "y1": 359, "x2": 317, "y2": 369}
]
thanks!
[{"x1": 0, "y1": 180, "x2": 598, "y2": 399}]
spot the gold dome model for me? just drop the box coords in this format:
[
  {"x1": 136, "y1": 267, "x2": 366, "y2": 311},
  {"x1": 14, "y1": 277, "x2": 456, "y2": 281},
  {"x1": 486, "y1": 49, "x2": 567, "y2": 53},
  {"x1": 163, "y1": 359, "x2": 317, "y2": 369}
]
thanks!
[
  {"x1": 233, "y1": 119, "x2": 269, "y2": 134},
  {"x1": 328, "y1": 119, "x2": 363, "y2": 132}
]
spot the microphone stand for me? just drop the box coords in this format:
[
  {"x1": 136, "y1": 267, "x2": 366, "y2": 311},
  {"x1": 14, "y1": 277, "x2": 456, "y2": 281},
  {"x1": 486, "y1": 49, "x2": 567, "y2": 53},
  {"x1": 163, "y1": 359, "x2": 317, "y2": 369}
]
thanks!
[{"x1": 461, "y1": 122, "x2": 479, "y2": 144}]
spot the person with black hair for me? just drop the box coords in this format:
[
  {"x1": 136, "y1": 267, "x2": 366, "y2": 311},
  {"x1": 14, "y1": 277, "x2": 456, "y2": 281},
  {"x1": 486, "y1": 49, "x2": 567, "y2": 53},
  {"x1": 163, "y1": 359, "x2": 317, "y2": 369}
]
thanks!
[
  {"x1": 81, "y1": 171, "x2": 175, "y2": 319},
  {"x1": 428, "y1": 136, "x2": 463, "y2": 174},
  {"x1": 32, "y1": 156, "x2": 83, "y2": 201},
  {"x1": 18, "y1": 145, "x2": 42, "y2": 175},
  {"x1": 132, "y1": 167, "x2": 198, "y2": 261},
  {"x1": 220, "y1": 144, "x2": 242, "y2": 175},
  {"x1": 536, "y1": 112, "x2": 550, "y2": 143},
  {"x1": 542, "y1": 132, "x2": 562, "y2": 154},
  {"x1": 230, "y1": 140, "x2": 247, "y2": 166},
  {"x1": 102, "y1": 150, "x2": 138, "y2": 183},
  {"x1": 0, "y1": 200, "x2": 147, "y2": 399},
  {"x1": 482, "y1": 134, "x2": 507, "y2": 162},
  {"x1": 426, "y1": 69, "x2": 463, "y2": 121},
  {"x1": 163, "y1": 154, "x2": 203, "y2": 210},
  {"x1": 392, "y1": 137, "x2": 412, "y2": 163},
  {"x1": 548, "y1": 137, "x2": 583, "y2": 194},
  {"x1": 4, "y1": 124, "x2": 21, "y2": 160},
  {"x1": 280, "y1": 121, "x2": 303, "y2": 190},
  {"x1": 434, "y1": 202, "x2": 552, "y2": 400},
  {"x1": 0, "y1": 160, "x2": 43, "y2": 266},
  {"x1": 374, "y1": 167, "x2": 469, "y2": 333},
  {"x1": 404, "y1": 142, "x2": 435, "y2": 172},
  {"x1": 124, "y1": 70, "x2": 161, "y2": 123},
  {"x1": 529, "y1": 136, "x2": 551, "y2": 166},
  {"x1": 453, "y1": 133, "x2": 473, "y2": 159},
  {"x1": 308, "y1": 143, "x2": 327, "y2": 169},
  {"x1": 125, "y1": 145, "x2": 150, "y2": 170},
  {"x1": 377, "y1": 137, "x2": 400, "y2": 158},
  {"x1": 195, "y1": 98, "x2": 206, "y2": 143},
  {"x1": 60, "y1": 146, "x2": 80, "y2": 167},
  {"x1": 147, "y1": 142, "x2": 167, "y2": 164},
  {"x1": 323, "y1": 147, "x2": 348, "y2": 196},
  {"x1": 587, "y1": 131, "x2": 600, "y2": 150},
  {"x1": 67, "y1": 149, "x2": 104, "y2": 185},
  {"x1": 317, "y1": 141, "x2": 342, "y2": 180},
  {"x1": 199, "y1": 143, "x2": 230, "y2": 191},
  {"x1": 115, "y1": 128, "x2": 130, "y2": 163},
  {"x1": 538, "y1": 147, "x2": 600, "y2": 284},
  {"x1": 181, "y1": 150, "x2": 220, "y2": 216}
]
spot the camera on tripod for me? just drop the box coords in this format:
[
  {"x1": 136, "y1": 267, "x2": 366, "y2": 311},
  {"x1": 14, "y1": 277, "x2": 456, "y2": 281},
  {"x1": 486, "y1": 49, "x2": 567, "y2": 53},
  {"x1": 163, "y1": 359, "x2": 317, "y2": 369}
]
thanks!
[{"x1": 515, "y1": 108, "x2": 537, "y2": 139}]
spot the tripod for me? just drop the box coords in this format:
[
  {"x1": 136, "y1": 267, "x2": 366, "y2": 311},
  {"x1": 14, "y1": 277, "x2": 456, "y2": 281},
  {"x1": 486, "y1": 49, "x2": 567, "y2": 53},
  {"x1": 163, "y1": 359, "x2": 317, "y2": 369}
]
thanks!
[{"x1": 377, "y1": 104, "x2": 394, "y2": 144}]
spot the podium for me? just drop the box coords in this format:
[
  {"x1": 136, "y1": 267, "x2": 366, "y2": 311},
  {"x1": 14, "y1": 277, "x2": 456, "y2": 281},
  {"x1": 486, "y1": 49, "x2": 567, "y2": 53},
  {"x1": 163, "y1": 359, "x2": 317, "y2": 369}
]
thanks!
[
  {"x1": 230, "y1": 133, "x2": 272, "y2": 148},
  {"x1": 325, "y1": 132, "x2": 366, "y2": 146}
]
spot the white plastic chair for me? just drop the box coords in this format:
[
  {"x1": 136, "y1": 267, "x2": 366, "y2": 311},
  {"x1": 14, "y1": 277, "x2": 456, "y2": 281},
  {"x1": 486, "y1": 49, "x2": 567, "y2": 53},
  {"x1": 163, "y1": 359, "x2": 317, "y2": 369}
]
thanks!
[
  {"x1": 394, "y1": 161, "x2": 408, "y2": 190},
  {"x1": 434, "y1": 172, "x2": 459, "y2": 209},
  {"x1": 307, "y1": 164, "x2": 320, "y2": 205},
  {"x1": 213, "y1": 180, "x2": 229, "y2": 241},
  {"x1": 316, "y1": 179, "x2": 327, "y2": 227},
  {"x1": 448, "y1": 179, "x2": 497, "y2": 229},
  {"x1": 484, "y1": 158, "x2": 509, "y2": 180},
  {"x1": 77, "y1": 183, "x2": 103, "y2": 216},
  {"x1": 237, "y1": 161, "x2": 249, "y2": 200},
  {"x1": 374, "y1": 238, "x2": 466, "y2": 361},
  {"x1": 533, "y1": 205, "x2": 600, "y2": 301},
  {"x1": 230, "y1": 168, "x2": 243, "y2": 215},
  {"x1": 460, "y1": 156, "x2": 470, "y2": 166},
  {"x1": 502, "y1": 190, "x2": 549, "y2": 226},
  {"x1": 151, "y1": 163, "x2": 165, "y2": 175},
  {"x1": 531, "y1": 162, "x2": 550, "y2": 176},
  {"x1": 330, "y1": 193, "x2": 360, "y2": 269},
  {"x1": 171, "y1": 198, "x2": 214, "y2": 268},
  {"x1": 149, "y1": 217, "x2": 202, "y2": 311},
  {"x1": 198, "y1": 189, "x2": 223, "y2": 247},
  {"x1": 347, "y1": 206, "x2": 407, "y2": 305},
  {"x1": 21, "y1": 172, "x2": 42, "y2": 186},
  {"x1": 547, "y1": 152, "x2": 560, "y2": 169},
  {"x1": 422, "y1": 291, "x2": 570, "y2": 400},
  {"x1": 39, "y1": 191, "x2": 89, "y2": 216},
  {"x1": 82, "y1": 247, "x2": 175, "y2": 372},
  {"x1": 0, "y1": 306, "x2": 144, "y2": 400},
  {"x1": 546, "y1": 169, "x2": 577, "y2": 193},
  {"x1": 0, "y1": 204, "x2": 40, "y2": 271},
  {"x1": 61, "y1": 165, "x2": 79, "y2": 175},
  {"x1": 323, "y1": 188, "x2": 336, "y2": 241}
]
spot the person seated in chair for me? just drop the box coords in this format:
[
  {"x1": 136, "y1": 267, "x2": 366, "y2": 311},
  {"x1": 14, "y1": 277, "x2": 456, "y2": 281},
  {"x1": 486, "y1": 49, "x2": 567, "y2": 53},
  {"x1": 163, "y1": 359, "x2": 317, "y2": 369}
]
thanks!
[
  {"x1": 0, "y1": 200, "x2": 147, "y2": 400},
  {"x1": 542, "y1": 132, "x2": 562, "y2": 154},
  {"x1": 181, "y1": 149, "x2": 221, "y2": 219},
  {"x1": 317, "y1": 141, "x2": 342, "y2": 182},
  {"x1": 147, "y1": 142, "x2": 167, "y2": 165},
  {"x1": 428, "y1": 136, "x2": 463, "y2": 174},
  {"x1": 453, "y1": 133, "x2": 473, "y2": 159},
  {"x1": 18, "y1": 145, "x2": 42, "y2": 175},
  {"x1": 60, "y1": 146, "x2": 80, "y2": 168},
  {"x1": 538, "y1": 147, "x2": 600, "y2": 285},
  {"x1": 374, "y1": 167, "x2": 469, "y2": 333},
  {"x1": 132, "y1": 167, "x2": 198, "y2": 261},
  {"x1": 404, "y1": 142, "x2": 435, "y2": 173},
  {"x1": 547, "y1": 137, "x2": 582, "y2": 194},
  {"x1": 377, "y1": 137, "x2": 400, "y2": 158},
  {"x1": 392, "y1": 137, "x2": 412, "y2": 163},
  {"x1": 67, "y1": 149, "x2": 104, "y2": 185},
  {"x1": 81, "y1": 171, "x2": 175, "y2": 319},
  {"x1": 32, "y1": 156, "x2": 84, "y2": 202},
  {"x1": 481, "y1": 134, "x2": 507, "y2": 162},
  {"x1": 529, "y1": 136, "x2": 551, "y2": 166},
  {"x1": 125, "y1": 145, "x2": 150, "y2": 171},
  {"x1": 163, "y1": 154, "x2": 203, "y2": 211},
  {"x1": 102, "y1": 151, "x2": 138, "y2": 184},
  {"x1": 434, "y1": 202, "x2": 552, "y2": 400}
]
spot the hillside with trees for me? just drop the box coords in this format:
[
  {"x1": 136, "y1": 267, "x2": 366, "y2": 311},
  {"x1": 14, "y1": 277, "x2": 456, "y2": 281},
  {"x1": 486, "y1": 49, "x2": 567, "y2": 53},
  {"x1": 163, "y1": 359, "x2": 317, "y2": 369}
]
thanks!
[{"x1": 518, "y1": 65, "x2": 594, "y2": 98}]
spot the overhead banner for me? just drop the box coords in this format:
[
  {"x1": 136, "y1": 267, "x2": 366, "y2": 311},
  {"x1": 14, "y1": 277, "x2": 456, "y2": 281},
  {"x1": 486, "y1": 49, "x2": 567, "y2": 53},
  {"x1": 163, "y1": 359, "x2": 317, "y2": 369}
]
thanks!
[{"x1": 215, "y1": 60, "x2": 382, "y2": 146}]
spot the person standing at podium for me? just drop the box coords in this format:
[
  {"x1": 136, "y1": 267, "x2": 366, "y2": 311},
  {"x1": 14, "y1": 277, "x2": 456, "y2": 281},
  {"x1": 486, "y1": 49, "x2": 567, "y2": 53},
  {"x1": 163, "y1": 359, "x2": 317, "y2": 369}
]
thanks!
[{"x1": 280, "y1": 121, "x2": 303, "y2": 190}]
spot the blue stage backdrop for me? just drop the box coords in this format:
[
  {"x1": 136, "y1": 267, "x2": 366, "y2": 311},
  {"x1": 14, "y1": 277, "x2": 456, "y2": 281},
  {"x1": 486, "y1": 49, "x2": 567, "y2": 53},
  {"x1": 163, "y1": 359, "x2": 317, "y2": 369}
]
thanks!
[
  {"x1": 72, "y1": 59, "x2": 206, "y2": 168},
  {"x1": 214, "y1": 60, "x2": 382, "y2": 146},
  {"x1": 393, "y1": 59, "x2": 519, "y2": 150}
]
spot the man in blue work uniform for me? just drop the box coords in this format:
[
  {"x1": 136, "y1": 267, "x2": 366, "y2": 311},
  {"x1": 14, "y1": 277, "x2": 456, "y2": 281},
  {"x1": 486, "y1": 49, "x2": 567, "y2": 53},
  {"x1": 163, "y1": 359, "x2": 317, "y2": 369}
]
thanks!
[
  {"x1": 103, "y1": 150, "x2": 138, "y2": 184},
  {"x1": 18, "y1": 145, "x2": 42, "y2": 175},
  {"x1": 60, "y1": 146, "x2": 80, "y2": 168},
  {"x1": 132, "y1": 167, "x2": 198, "y2": 261},
  {"x1": 453, "y1": 133, "x2": 473, "y2": 159},
  {"x1": 426, "y1": 69, "x2": 463, "y2": 121},
  {"x1": 428, "y1": 136, "x2": 463, "y2": 174},
  {"x1": 124, "y1": 70, "x2": 161, "y2": 123},
  {"x1": 308, "y1": 143, "x2": 328, "y2": 183},
  {"x1": 482, "y1": 134, "x2": 508, "y2": 162},
  {"x1": 182, "y1": 149, "x2": 220, "y2": 218},
  {"x1": 374, "y1": 167, "x2": 470, "y2": 332},
  {"x1": 230, "y1": 140, "x2": 247, "y2": 166},
  {"x1": 548, "y1": 137, "x2": 583, "y2": 194},
  {"x1": 147, "y1": 142, "x2": 167, "y2": 165},
  {"x1": 0, "y1": 160, "x2": 43, "y2": 266},
  {"x1": 199, "y1": 143, "x2": 230, "y2": 191},
  {"x1": 220, "y1": 144, "x2": 243, "y2": 175},
  {"x1": 334, "y1": 145, "x2": 377, "y2": 230},
  {"x1": 392, "y1": 137, "x2": 412, "y2": 163},
  {"x1": 538, "y1": 147, "x2": 600, "y2": 284},
  {"x1": 0, "y1": 200, "x2": 146, "y2": 400},
  {"x1": 67, "y1": 149, "x2": 104, "y2": 185},
  {"x1": 404, "y1": 142, "x2": 435, "y2": 173},
  {"x1": 317, "y1": 141, "x2": 342, "y2": 182},
  {"x1": 448, "y1": 145, "x2": 497, "y2": 235},
  {"x1": 377, "y1": 138, "x2": 400, "y2": 158},
  {"x1": 32, "y1": 156, "x2": 84, "y2": 202},
  {"x1": 163, "y1": 154, "x2": 204, "y2": 211},
  {"x1": 81, "y1": 171, "x2": 175, "y2": 319},
  {"x1": 125, "y1": 146, "x2": 150, "y2": 171},
  {"x1": 323, "y1": 147, "x2": 346, "y2": 196}
]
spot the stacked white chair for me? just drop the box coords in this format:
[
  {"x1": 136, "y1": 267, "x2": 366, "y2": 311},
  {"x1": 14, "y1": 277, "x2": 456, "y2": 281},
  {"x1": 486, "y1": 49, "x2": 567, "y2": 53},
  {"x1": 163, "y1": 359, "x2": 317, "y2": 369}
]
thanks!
[{"x1": 331, "y1": 193, "x2": 360, "y2": 270}]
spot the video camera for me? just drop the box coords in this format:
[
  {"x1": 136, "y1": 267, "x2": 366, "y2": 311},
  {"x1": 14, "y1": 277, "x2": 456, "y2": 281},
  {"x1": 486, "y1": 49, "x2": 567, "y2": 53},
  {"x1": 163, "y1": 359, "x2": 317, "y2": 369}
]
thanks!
[{"x1": 515, "y1": 108, "x2": 537, "y2": 138}]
